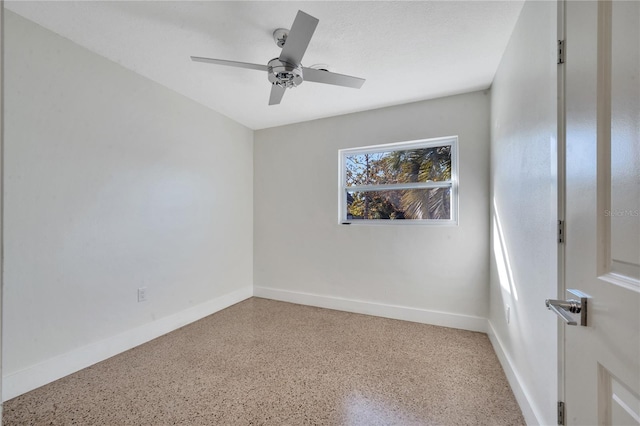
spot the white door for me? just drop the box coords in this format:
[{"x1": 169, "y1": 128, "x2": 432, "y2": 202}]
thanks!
[{"x1": 563, "y1": 0, "x2": 640, "y2": 424}]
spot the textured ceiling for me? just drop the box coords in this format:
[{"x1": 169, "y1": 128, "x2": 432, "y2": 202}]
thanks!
[{"x1": 6, "y1": 1, "x2": 524, "y2": 130}]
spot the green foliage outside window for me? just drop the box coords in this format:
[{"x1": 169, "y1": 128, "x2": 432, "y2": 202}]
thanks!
[{"x1": 345, "y1": 145, "x2": 453, "y2": 220}]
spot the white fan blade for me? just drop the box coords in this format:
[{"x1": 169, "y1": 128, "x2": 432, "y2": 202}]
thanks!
[
  {"x1": 302, "y1": 68, "x2": 365, "y2": 89},
  {"x1": 279, "y1": 11, "x2": 319, "y2": 65},
  {"x1": 269, "y1": 84, "x2": 286, "y2": 105},
  {"x1": 191, "y1": 56, "x2": 268, "y2": 72}
]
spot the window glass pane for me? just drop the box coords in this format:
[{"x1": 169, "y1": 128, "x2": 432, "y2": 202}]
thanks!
[
  {"x1": 345, "y1": 145, "x2": 451, "y2": 187},
  {"x1": 346, "y1": 187, "x2": 451, "y2": 220}
]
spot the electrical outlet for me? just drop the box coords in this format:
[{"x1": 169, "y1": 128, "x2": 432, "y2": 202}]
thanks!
[
  {"x1": 506, "y1": 305, "x2": 511, "y2": 324},
  {"x1": 138, "y1": 287, "x2": 148, "y2": 303}
]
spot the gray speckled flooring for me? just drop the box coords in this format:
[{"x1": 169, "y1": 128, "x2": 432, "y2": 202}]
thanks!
[{"x1": 3, "y1": 298, "x2": 524, "y2": 425}]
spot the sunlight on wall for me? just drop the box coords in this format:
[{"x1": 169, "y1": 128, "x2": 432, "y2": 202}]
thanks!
[{"x1": 492, "y1": 199, "x2": 519, "y2": 301}]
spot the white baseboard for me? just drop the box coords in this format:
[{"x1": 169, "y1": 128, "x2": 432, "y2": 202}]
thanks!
[
  {"x1": 487, "y1": 321, "x2": 544, "y2": 426},
  {"x1": 2, "y1": 286, "x2": 253, "y2": 402},
  {"x1": 254, "y1": 286, "x2": 488, "y2": 333}
]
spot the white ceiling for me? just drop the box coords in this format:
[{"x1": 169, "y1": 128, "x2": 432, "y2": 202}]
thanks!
[{"x1": 6, "y1": 1, "x2": 524, "y2": 130}]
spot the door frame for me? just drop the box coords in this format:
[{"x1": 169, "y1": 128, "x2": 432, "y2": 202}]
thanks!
[
  {"x1": 556, "y1": 0, "x2": 567, "y2": 419},
  {"x1": 1, "y1": 0, "x2": 5, "y2": 422}
]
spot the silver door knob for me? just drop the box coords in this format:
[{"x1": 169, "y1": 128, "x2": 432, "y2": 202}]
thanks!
[{"x1": 545, "y1": 289, "x2": 590, "y2": 326}]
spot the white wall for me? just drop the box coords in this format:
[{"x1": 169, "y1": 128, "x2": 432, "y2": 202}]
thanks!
[
  {"x1": 254, "y1": 91, "x2": 490, "y2": 330},
  {"x1": 3, "y1": 11, "x2": 253, "y2": 399},
  {"x1": 488, "y1": 1, "x2": 558, "y2": 425}
]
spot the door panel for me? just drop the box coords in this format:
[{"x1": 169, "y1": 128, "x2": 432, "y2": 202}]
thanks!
[
  {"x1": 564, "y1": 1, "x2": 640, "y2": 425},
  {"x1": 609, "y1": 0, "x2": 640, "y2": 281},
  {"x1": 599, "y1": 365, "x2": 640, "y2": 425}
]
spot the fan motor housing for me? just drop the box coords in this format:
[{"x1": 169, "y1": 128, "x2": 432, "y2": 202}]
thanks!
[{"x1": 267, "y1": 58, "x2": 303, "y2": 88}]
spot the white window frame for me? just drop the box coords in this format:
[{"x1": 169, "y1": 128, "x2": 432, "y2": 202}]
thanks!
[{"x1": 338, "y1": 136, "x2": 459, "y2": 225}]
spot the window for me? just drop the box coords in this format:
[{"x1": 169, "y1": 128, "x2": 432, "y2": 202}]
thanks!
[{"x1": 339, "y1": 136, "x2": 458, "y2": 224}]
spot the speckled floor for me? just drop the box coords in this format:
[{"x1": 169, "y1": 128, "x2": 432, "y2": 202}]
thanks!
[{"x1": 3, "y1": 298, "x2": 524, "y2": 425}]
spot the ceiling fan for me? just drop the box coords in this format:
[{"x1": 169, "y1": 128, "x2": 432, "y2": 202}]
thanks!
[{"x1": 191, "y1": 10, "x2": 366, "y2": 106}]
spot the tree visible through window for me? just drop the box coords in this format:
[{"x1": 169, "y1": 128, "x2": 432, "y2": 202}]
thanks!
[{"x1": 339, "y1": 137, "x2": 458, "y2": 223}]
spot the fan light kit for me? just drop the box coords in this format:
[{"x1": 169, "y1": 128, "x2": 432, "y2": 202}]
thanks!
[
  {"x1": 191, "y1": 10, "x2": 365, "y2": 105},
  {"x1": 267, "y1": 58, "x2": 302, "y2": 88}
]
